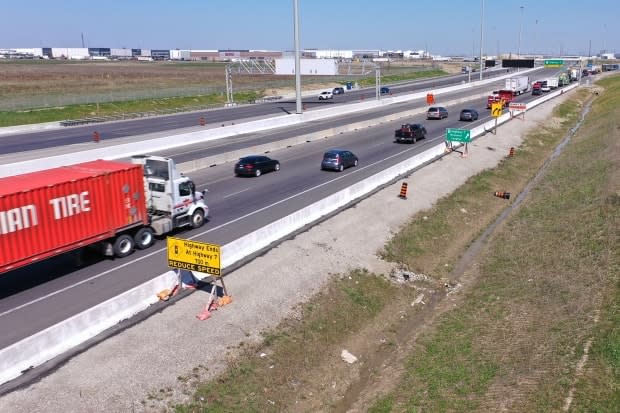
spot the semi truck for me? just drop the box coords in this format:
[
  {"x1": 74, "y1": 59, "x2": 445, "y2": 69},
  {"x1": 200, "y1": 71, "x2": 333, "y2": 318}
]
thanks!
[
  {"x1": 504, "y1": 76, "x2": 530, "y2": 95},
  {"x1": 0, "y1": 155, "x2": 209, "y2": 273}
]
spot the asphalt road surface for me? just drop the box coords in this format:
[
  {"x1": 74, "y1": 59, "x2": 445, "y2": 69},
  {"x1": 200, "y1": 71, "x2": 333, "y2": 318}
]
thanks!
[
  {"x1": 0, "y1": 67, "x2": 563, "y2": 351},
  {"x1": 0, "y1": 68, "x2": 513, "y2": 155}
]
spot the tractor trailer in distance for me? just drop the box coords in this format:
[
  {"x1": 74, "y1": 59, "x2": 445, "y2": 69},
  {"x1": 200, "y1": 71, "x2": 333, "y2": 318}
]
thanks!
[{"x1": 0, "y1": 155, "x2": 209, "y2": 273}]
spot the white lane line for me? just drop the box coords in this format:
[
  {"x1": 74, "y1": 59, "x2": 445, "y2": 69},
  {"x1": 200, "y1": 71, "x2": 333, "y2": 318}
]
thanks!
[
  {"x1": 0, "y1": 143, "x2": 428, "y2": 318},
  {"x1": 223, "y1": 188, "x2": 250, "y2": 198}
]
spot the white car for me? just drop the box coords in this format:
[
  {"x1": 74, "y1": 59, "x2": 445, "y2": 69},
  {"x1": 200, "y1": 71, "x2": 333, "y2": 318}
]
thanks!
[{"x1": 318, "y1": 91, "x2": 333, "y2": 100}]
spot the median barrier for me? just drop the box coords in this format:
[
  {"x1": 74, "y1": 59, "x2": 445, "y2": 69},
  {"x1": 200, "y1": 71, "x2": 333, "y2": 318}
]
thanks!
[
  {"x1": 0, "y1": 68, "x2": 542, "y2": 178},
  {"x1": 0, "y1": 79, "x2": 576, "y2": 387},
  {"x1": 177, "y1": 90, "x2": 493, "y2": 174}
]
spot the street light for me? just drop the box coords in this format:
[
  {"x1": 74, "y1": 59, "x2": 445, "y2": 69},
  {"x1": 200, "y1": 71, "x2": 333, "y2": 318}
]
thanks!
[
  {"x1": 293, "y1": 0, "x2": 302, "y2": 114},
  {"x1": 518, "y1": 6, "x2": 524, "y2": 58},
  {"x1": 479, "y1": 0, "x2": 484, "y2": 80}
]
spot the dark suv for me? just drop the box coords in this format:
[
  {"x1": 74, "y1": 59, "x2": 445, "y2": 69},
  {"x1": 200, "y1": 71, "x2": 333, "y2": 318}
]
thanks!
[
  {"x1": 333, "y1": 87, "x2": 345, "y2": 95},
  {"x1": 320, "y1": 149, "x2": 358, "y2": 172},
  {"x1": 459, "y1": 109, "x2": 479, "y2": 121},
  {"x1": 394, "y1": 123, "x2": 427, "y2": 143}
]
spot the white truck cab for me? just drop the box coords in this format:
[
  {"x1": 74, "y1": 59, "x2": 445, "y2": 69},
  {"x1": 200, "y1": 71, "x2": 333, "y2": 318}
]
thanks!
[{"x1": 132, "y1": 155, "x2": 209, "y2": 235}]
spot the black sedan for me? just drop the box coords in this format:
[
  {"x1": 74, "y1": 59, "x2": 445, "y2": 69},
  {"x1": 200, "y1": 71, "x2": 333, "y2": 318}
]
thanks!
[{"x1": 234, "y1": 156, "x2": 280, "y2": 177}]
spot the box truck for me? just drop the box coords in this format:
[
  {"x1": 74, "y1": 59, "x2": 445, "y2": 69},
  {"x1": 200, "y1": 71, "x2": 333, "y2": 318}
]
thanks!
[
  {"x1": 569, "y1": 68, "x2": 579, "y2": 81},
  {"x1": 545, "y1": 76, "x2": 559, "y2": 89},
  {"x1": 0, "y1": 155, "x2": 209, "y2": 273},
  {"x1": 504, "y1": 76, "x2": 530, "y2": 95}
]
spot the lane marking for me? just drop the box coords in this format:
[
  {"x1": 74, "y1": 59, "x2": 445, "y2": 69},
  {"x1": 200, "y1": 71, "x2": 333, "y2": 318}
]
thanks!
[
  {"x1": 0, "y1": 143, "x2": 427, "y2": 318},
  {"x1": 223, "y1": 188, "x2": 250, "y2": 198}
]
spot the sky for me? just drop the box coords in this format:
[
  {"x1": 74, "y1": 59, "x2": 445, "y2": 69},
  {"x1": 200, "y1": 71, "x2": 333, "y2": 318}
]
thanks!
[{"x1": 1, "y1": 0, "x2": 617, "y2": 56}]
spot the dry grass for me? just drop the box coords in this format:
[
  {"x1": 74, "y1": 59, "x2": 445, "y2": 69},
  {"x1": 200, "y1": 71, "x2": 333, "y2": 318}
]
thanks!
[
  {"x1": 369, "y1": 80, "x2": 620, "y2": 411},
  {"x1": 168, "y1": 269, "x2": 418, "y2": 413}
]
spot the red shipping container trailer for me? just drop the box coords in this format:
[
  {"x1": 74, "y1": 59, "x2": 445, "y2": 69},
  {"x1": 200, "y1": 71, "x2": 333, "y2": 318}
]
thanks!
[{"x1": 0, "y1": 160, "x2": 147, "y2": 273}]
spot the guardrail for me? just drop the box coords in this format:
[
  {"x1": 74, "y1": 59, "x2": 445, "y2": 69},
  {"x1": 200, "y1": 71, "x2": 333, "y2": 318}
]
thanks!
[{"x1": 0, "y1": 80, "x2": 577, "y2": 386}]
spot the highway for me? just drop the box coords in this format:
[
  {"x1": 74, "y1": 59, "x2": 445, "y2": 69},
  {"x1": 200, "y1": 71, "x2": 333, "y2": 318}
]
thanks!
[
  {"x1": 0, "y1": 67, "x2": 562, "y2": 353},
  {"x1": 0, "y1": 69, "x2": 512, "y2": 155}
]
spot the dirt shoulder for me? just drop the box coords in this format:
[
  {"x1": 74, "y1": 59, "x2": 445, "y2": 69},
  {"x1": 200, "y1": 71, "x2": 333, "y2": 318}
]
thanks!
[{"x1": 0, "y1": 86, "x2": 592, "y2": 413}]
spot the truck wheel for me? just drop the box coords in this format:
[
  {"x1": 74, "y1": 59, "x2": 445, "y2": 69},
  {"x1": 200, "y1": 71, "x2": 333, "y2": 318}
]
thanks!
[
  {"x1": 113, "y1": 234, "x2": 135, "y2": 258},
  {"x1": 134, "y1": 227, "x2": 155, "y2": 250},
  {"x1": 413, "y1": 136, "x2": 417, "y2": 143},
  {"x1": 191, "y1": 209, "x2": 205, "y2": 228}
]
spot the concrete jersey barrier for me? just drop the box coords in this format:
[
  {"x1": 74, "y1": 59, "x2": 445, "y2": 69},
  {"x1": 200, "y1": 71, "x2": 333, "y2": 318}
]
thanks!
[
  {"x1": 0, "y1": 80, "x2": 574, "y2": 386},
  {"x1": 0, "y1": 68, "x2": 542, "y2": 178}
]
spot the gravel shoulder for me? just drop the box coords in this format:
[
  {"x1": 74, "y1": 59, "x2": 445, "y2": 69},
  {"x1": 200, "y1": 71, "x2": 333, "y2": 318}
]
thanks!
[{"x1": 0, "y1": 89, "x2": 577, "y2": 413}]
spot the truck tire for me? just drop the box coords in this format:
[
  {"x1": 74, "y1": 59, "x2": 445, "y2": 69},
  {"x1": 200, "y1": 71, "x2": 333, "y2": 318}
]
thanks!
[
  {"x1": 113, "y1": 234, "x2": 135, "y2": 258},
  {"x1": 134, "y1": 227, "x2": 155, "y2": 250},
  {"x1": 191, "y1": 209, "x2": 205, "y2": 228}
]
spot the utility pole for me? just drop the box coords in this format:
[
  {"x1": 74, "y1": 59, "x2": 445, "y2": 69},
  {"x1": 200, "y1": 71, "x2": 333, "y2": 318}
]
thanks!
[{"x1": 293, "y1": 0, "x2": 302, "y2": 114}]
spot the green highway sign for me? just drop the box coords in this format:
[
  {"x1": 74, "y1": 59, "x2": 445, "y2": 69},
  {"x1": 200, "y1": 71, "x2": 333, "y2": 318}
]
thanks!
[
  {"x1": 446, "y1": 128, "x2": 471, "y2": 143},
  {"x1": 544, "y1": 59, "x2": 564, "y2": 67}
]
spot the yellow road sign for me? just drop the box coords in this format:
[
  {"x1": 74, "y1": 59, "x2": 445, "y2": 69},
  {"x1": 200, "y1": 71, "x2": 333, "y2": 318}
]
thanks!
[
  {"x1": 167, "y1": 237, "x2": 221, "y2": 276},
  {"x1": 491, "y1": 102, "x2": 503, "y2": 117}
]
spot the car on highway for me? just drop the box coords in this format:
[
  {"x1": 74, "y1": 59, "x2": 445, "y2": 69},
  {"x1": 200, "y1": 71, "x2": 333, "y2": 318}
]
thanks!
[
  {"x1": 320, "y1": 149, "x2": 358, "y2": 172},
  {"x1": 318, "y1": 91, "x2": 333, "y2": 100},
  {"x1": 332, "y1": 87, "x2": 345, "y2": 95},
  {"x1": 234, "y1": 155, "x2": 280, "y2": 177},
  {"x1": 394, "y1": 123, "x2": 427, "y2": 143},
  {"x1": 380, "y1": 87, "x2": 390, "y2": 94},
  {"x1": 427, "y1": 106, "x2": 448, "y2": 120},
  {"x1": 459, "y1": 108, "x2": 479, "y2": 121}
]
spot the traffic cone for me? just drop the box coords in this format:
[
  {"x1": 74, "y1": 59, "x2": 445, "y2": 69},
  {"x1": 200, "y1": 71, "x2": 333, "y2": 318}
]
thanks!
[
  {"x1": 509, "y1": 147, "x2": 515, "y2": 157},
  {"x1": 398, "y1": 182, "x2": 408, "y2": 199},
  {"x1": 493, "y1": 191, "x2": 511, "y2": 200},
  {"x1": 92, "y1": 131, "x2": 100, "y2": 143}
]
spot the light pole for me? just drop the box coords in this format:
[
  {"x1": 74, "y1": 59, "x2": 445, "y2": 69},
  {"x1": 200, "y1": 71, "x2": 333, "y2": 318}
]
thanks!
[
  {"x1": 518, "y1": 6, "x2": 524, "y2": 58},
  {"x1": 479, "y1": 0, "x2": 484, "y2": 80},
  {"x1": 293, "y1": 0, "x2": 302, "y2": 114},
  {"x1": 534, "y1": 19, "x2": 538, "y2": 56}
]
